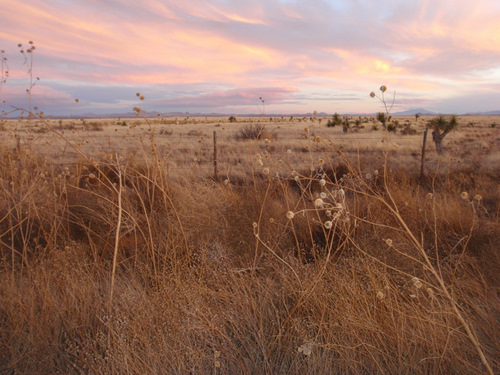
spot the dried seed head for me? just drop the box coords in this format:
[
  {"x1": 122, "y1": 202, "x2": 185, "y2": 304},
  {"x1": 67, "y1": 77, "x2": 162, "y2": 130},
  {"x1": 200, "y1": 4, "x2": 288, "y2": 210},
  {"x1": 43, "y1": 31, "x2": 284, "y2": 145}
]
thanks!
[
  {"x1": 370, "y1": 91, "x2": 375, "y2": 98},
  {"x1": 460, "y1": 191, "x2": 469, "y2": 200},
  {"x1": 324, "y1": 221, "x2": 333, "y2": 229},
  {"x1": 286, "y1": 211, "x2": 295, "y2": 220},
  {"x1": 380, "y1": 85, "x2": 387, "y2": 92},
  {"x1": 314, "y1": 198, "x2": 324, "y2": 208}
]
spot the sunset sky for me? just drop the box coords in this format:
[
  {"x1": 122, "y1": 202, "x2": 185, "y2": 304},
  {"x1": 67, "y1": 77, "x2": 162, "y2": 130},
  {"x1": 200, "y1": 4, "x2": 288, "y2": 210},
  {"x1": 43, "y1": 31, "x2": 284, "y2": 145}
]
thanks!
[{"x1": 1, "y1": 0, "x2": 500, "y2": 116}]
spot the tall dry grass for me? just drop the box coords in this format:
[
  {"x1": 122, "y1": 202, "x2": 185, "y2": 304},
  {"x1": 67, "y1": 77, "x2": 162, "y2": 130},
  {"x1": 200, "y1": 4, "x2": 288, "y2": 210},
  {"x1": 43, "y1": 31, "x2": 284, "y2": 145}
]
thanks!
[{"x1": 0, "y1": 119, "x2": 499, "y2": 374}]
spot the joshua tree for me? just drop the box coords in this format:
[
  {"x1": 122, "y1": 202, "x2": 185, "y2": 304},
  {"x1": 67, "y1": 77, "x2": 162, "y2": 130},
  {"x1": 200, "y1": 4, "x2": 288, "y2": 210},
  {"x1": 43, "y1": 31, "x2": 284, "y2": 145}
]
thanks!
[{"x1": 428, "y1": 115, "x2": 458, "y2": 154}]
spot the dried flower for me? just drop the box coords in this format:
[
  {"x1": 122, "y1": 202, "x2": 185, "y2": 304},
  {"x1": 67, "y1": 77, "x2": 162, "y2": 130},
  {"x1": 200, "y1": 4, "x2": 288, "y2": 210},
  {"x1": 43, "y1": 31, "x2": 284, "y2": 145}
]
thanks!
[
  {"x1": 286, "y1": 211, "x2": 295, "y2": 220},
  {"x1": 474, "y1": 194, "x2": 482, "y2": 201},
  {"x1": 460, "y1": 191, "x2": 469, "y2": 200},
  {"x1": 262, "y1": 167, "x2": 270, "y2": 175},
  {"x1": 298, "y1": 343, "x2": 312, "y2": 356},
  {"x1": 314, "y1": 198, "x2": 324, "y2": 208},
  {"x1": 385, "y1": 238, "x2": 393, "y2": 246},
  {"x1": 380, "y1": 85, "x2": 387, "y2": 92},
  {"x1": 365, "y1": 173, "x2": 372, "y2": 180},
  {"x1": 370, "y1": 91, "x2": 376, "y2": 98},
  {"x1": 376, "y1": 291, "x2": 385, "y2": 300},
  {"x1": 320, "y1": 192, "x2": 327, "y2": 199},
  {"x1": 324, "y1": 220, "x2": 333, "y2": 229},
  {"x1": 412, "y1": 277, "x2": 423, "y2": 289}
]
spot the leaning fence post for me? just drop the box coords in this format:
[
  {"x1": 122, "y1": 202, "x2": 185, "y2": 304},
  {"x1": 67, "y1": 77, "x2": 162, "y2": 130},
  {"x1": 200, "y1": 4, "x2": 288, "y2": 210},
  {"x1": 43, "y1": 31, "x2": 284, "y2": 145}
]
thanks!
[
  {"x1": 213, "y1": 130, "x2": 218, "y2": 181},
  {"x1": 420, "y1": 128, "x2": 428, "y2": 179}
]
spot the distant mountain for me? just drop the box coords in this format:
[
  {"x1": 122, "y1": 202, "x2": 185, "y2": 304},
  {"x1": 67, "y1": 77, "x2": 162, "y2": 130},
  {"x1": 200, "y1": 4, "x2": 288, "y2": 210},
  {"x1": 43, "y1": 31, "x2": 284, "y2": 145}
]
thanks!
[
  {"x1": 464, "y1": 110, "x2": 500, "y2": 115},
  {"x1": 8, "y1": 108, "x2": 500, "y2": 119},
  {"x1": 392, "y1": 108, "x2": 437, "y2": 116}
]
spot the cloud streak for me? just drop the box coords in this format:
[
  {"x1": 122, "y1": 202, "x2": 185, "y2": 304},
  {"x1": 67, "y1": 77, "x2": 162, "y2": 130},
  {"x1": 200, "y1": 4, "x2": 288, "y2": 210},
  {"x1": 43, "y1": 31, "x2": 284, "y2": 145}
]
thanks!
[{"x1": 1, "y1": 0, "x2": 499, "y2": 115}]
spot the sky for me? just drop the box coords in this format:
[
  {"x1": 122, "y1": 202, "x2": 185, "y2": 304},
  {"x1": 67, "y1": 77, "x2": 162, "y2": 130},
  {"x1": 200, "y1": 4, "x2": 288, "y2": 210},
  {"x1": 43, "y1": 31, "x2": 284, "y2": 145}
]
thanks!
[{"x1": 1, "y1": 0, "x2": 500, "y2": 116}]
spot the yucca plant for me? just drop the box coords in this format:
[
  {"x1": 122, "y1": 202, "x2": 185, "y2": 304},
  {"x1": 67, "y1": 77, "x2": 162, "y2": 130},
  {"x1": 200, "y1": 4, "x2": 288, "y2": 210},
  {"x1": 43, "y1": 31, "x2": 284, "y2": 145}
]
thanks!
[{"x1": 326, "y1": 112, "x2": 342, "y2": 128}]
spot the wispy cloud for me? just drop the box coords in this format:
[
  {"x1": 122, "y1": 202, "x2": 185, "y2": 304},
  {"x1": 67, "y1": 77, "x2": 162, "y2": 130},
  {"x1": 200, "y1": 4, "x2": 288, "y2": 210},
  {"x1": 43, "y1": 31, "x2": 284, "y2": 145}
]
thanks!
[{"x1": 1, "y1": 0, "x2": 499, "y2": 115}]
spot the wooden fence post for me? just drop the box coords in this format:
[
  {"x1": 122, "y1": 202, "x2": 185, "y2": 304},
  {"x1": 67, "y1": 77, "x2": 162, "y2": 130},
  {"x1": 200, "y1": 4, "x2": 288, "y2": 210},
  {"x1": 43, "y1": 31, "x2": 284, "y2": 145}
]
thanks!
[
  {"x1": 213, "y1": 131, "x2": 218, "y2": 181},
  {"x1": 420, "y1": 128, "x2": 428, "y2": 179}
]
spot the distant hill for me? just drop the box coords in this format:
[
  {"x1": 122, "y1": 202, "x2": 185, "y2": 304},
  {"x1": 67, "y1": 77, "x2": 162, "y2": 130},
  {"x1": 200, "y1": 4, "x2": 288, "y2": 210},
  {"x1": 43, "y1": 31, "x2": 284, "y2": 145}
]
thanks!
[
  {"x1": 391, "y1": 108, "x2": 437, "y2": 116},
  {"x1": 464, "y1": 110, "x2": 500, "y2": 115},
  {"x1": 6, "y1": 108, "x2": 500, "y2": 119}
]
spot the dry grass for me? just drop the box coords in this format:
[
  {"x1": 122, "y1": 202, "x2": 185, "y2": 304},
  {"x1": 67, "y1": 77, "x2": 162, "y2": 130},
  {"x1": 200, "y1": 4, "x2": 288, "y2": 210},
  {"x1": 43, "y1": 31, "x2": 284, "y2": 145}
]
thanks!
[{"x1": 0, "y1": 115, "x2": 499, "y2": 374}]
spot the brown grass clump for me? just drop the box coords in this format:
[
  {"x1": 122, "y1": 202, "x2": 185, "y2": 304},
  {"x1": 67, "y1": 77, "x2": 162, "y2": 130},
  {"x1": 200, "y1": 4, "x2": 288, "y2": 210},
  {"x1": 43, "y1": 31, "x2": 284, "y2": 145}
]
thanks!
[{"x1": 0, "y1": 119, "x2": 499, "y2": 374}]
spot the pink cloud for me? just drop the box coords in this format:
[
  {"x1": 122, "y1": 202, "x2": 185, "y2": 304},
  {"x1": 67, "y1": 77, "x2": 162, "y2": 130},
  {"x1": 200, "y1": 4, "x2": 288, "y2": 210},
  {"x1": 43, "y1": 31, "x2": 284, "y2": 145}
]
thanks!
[
  {"x1": 1, "y1": 0, "x2": 499, "y2": 114},
  {"x1": 151, "y1": 87, "x2": 298, "y2": 109}
]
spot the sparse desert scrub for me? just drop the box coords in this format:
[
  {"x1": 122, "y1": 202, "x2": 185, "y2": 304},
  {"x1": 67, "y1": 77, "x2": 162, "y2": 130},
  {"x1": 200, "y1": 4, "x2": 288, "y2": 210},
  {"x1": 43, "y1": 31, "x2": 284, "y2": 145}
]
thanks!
[{"x1": 0, "y1": 117, "x2": 499, "y2": 374}]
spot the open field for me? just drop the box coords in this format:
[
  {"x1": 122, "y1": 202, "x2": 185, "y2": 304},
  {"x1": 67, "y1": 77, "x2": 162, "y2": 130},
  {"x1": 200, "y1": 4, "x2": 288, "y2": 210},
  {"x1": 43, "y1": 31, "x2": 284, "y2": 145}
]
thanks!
[
  {"x1": 1, "y1": 114, "x2": 499, "y2": 374},
  {"x1": 1, "y1": 114, "x2": 499, "y2": 179}
]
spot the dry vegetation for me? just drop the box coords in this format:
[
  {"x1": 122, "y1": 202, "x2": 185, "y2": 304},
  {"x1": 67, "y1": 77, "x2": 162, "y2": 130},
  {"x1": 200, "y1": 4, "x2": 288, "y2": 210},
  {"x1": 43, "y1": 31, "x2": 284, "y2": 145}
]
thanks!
[{"x1": 0, "y1": 114, "x2": 499, "y2": 374}]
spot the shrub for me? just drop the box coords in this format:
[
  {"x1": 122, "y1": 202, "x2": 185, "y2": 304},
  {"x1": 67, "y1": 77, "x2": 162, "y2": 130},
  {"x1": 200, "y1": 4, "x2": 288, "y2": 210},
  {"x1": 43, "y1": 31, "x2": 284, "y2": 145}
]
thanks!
[
  {"x1": 327, "y1": 113, "x2": 342, "y2": 128},
  {"x1": 236, "y1": 123, "x2": 268, "y2": 140}
]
